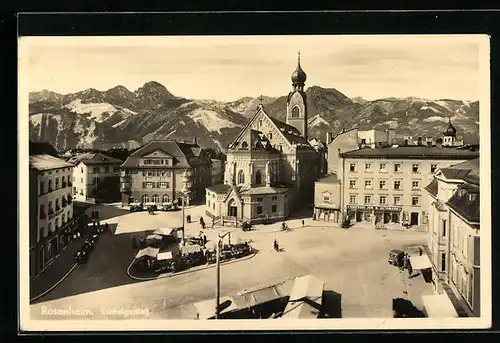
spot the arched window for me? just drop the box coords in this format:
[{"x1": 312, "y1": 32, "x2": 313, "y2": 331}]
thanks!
[
  {"x1": 152, "y1": 194, "x2": 160, "y2": 203},
  {"x1": 255, "y1": 170, "x2": 262, "y2": 185},
  {"x1": 55, "y1": 217, "x2": 59, "y2": 228},
  {"x1": 291, "y1": 106, "x2": 300, "y2": 118},
  {"x1": 62, "y1": 213, "x2": 66, "y2": 223},
  {"x1": 241, "y1": 141, "x2": 248, "y2": 149},
  {"x1": 237, "y1": 170, "x2": 245, "y2": 184},
  {"x1": 142, "y1": 194, "x2": 150, "y2": 203},
  {"x1": 55, "y1": 199, "x2": 60, "y2": 210},
  {"x1": 162, "y1": 194, "x2": 170, "y2": 203}
]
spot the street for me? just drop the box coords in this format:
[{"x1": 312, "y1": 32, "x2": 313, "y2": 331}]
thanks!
[{"x1": 30, "y1": 203, "x2": 428, "y2": 320}]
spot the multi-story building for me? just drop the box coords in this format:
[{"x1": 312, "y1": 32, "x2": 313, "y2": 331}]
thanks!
[
  {"x1": 120, "y1": 139, "x2": 212, "y2": 206},
  {"x1": 211, "y1": 159, "x2": 225, "y2": 186},
  {"x1": 205, "y1": 53, "x2": 322, "y2": 225},
  {"x1": 313, "y1": 174, "x2": 341, "y2": 222},
  {"x1": 29, "y1": 155, "x2": 77, "y2": 278},
  {"x1": 308, "y1": 138, "x2": 328, "y2": 175},
  {"x1": 425, "y1": 158, "x2": 480, "y2": 317},
  {"x1": 69, "y1": 152, "x2": 123, "y2": 202},
  {"x1": 337, "y1": 147, "x2": 479, "y2": 227}
]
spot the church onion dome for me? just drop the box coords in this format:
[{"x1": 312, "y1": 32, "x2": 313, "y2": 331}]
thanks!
[
  {"x1": 444, "y1": 118, "x2": 457, "y2": 136},
  {"x1": 291, "y1": 53, "x2": 307, "y2": 84}
]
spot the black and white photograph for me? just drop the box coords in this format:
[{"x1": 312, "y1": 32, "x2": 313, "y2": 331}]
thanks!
[{"x1": 18, "y1": 34, "x2": 491, "y2": 331}]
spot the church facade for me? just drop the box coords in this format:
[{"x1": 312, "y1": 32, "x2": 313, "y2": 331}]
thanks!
[{"x1": 205, "y1": 54, "x2": 322, "y2": 225}]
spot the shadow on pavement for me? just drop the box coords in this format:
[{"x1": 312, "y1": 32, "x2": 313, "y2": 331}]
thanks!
[
  {"x1": 33, "y1": 230, "x2": 149, "y2": 304},
  {"x1": 320, "y1": 290, "x2": 342, "y2": 318},
  {"x1": 84, "y1": 204, "x2": 131, "y2": 222},
  {"x1": 392, "y1": 298, "x2": 426, "y2": 318}
]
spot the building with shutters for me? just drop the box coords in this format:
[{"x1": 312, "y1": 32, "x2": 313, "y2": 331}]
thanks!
[
  {"x1": 120, "y1": 139, "x2": 212, "y2": 206},
  {"x1": 29, "y1": 155, "x2": 77, "y2": 278},
  {"x1": 205, "y1": 53, "x2": 322, "y2": 225},
  {"x1": 424, "y1": 157, "x2": 480, "y2": 317}
]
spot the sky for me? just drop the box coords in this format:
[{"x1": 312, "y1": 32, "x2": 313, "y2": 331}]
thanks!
[{"x1": 20, "y1": 35, "x2": 486, "y2": 102}]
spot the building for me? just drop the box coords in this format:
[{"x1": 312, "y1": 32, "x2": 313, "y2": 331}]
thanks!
[
  {"x1": 205, "y1": 53, "x2": 322, "y2": 225},
  {"x1": 69, "y1": 152, "x2": 123, "y2": 202},
  {"x1": 308, "y1": 138, "x2": 328, "y2": 175},
  {"x1": 425, "y1": 158, "x2": 480, "y2": 317},
  {"x1": 442, "y1": 119, "x2": 464, "y2": 147},
  {"x1": 337, "y1": 146, "x2": 479, "y2": 227},
  {"x1": 211, "y1": 159, "x2": 225, "y2": 186},
  {"x1": 313, "y1": 174, "x2": 341, "y2": 222},
  {"x1": 120, "y1": 139, "x2": 212, "y2": 206},
  {"x1": 29, "y1": 155, "x2": 77, "y2": 278}
]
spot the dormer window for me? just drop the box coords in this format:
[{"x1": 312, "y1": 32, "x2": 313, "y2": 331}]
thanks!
[
  {"x1": 468, "y1": 193, "x2": 478, "y2": 202},
  {"x1": 241, "y1": 142, "x2": 248, "y2": 149}
]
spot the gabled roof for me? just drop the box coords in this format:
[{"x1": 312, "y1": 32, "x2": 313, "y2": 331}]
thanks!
[
  {"x1": 69, "y1": 152, "x2": 123, "y2": 165},
  {"x1": 439, "y1": 168, "x2": 471, "y2": 180},
  {"x1": 446, "y1": 184, "x2": 480, "y2": 224},
  {"x1": 121, "y1": 140, "x2": 206, "y2": 168},
  {"x1": 438, "y1": 157, "x2": 480, "y2": 184},
  {"x1": 30, "y1": 154, "x2": 73, "y2": 171},
  {"x1": 206, "y1": 184, "x2": 232, "y2": 195},
  {"x1": 228, "y1": 105, "x2": 314, "y2": 152},
  {"x1": 340, "y1": 146, "x2": 479, "y2": 159}
]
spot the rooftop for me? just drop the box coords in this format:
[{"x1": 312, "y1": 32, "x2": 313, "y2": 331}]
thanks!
[
  {"x1": 29, "y1": 154, "x2": 73, "y2": 171},
  {"x1": 316, "y1": 173, "x2": 340, "y2": 184},
  {"x1": 206, "y1": 184, "x2": 232, "y2": 194},
  {"x1": 424, "y1": 178, "x2": 439, "y2": 197},
  {"x1": 446, "y1": 184, "x2": 480, "y2": 225},
  {"x1": 121, "y1": 140, "x2": 208, "y2": 169},
  {"x1": 68, "y1": 152, "x2": 123, "y2": 165},
  {"x1": 340, "y1": 146, "x2": 479, "y2": 159}
]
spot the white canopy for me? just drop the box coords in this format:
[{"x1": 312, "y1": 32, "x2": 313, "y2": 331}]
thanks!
[
  {"x1": 153, "y1": 227, "x2": 176, "y2": 236},
  {"x1": 146, "y1": 234, "x2": 163, "y2": 241},
  {"x1": 422, "y1": 294, "x2": 459, "y2": 318},
  {"x1": 135, "y1": 247, "x2": 159, "y2": 259},
  {"x1": 410, "y1": 254, "x2": 433, "y2": 270},
  {"x1": 157, "y1": 251, "x2": 173, "y2": 261}
]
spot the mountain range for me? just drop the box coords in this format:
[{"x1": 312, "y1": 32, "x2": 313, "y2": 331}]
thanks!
[{"x1": 28, "y1": 81, "x2": 480, "y2": 153}]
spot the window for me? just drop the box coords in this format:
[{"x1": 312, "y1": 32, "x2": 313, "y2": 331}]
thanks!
[
  {"x1": 208, "y1": 200, "x2": 211, "y2": 207},
  {"x1": 159, "y1": 182, "x2": 168, "y2": 188},
  {"x1": 360, "y1": 138, "x2": 366, "y2": 144},
  {"x1": 255, "y1": 170, "x2": 262, "y2": 185},
  {"x1": 152, "y1": 194, "x2": 160, "y2": 203},
  {"x1": 272, "y1": 196, "x2": 277, "y2": 201},
  {"x1": 114, "y1": 167, "x2": 120, "y2": 172},
  {"x1": 412, "y1": 164, "x2": 420, "y2": 173},
  {"x1": 257, "y1": 206, "x2": 263, "y2": 214},
  {"x1": 55, "y1": 178, "x2": 59, "y2": 188},
  {"x1": 394, "y1": 163, "x2": 402, "y2": 172},
  {"x1": 104, "y1": 166, "x2": 109, "y2": 173},
  {"x1": 142, "y1": 194, "x2": 150, "y2": 203},
  {"x1": 349, "y1": 180, "x2": 357, "y2": 189},
  {"x1": 442, "y1": 220, "x2": 447, "y2": 238},
  {"x1": 213, "y1": 203, "x2": 215, "y2": 210},
  {"x1": 412, "y1": 181, "x2": 420, "y2": 190},
  {"x1": 365, "y1": 163, "x2": 371, "y2": 172},
  {"x1": 431, "y1": 164, "x2": 437, "y2": 173},
  {"x1": 379, "y1": 180, "x2": 386, "y2": 189},
  {"x1": 257, "y1": 197, "x2": 263, "y2": 202},
  {"x1": 412, "y1": 196, "x2": 419, "y2": 206},
  {"x1": 238, "y1": 170, "x2": 245, "y2": 184},
  {"x1": 349, "y1": 163, "x2": 357, "y2": 172},
  {"x1": 144, "y1": 182, "x2": 154, "y2": 189},
  {"x1": 380, "y1": 163, "x2": 387, "y2": 172},
  {"x1": 241, "y1": 141, "x2": 248, "y2": 148},
  {"x1": 349, "y1": 195, "x2": 357, "y2": 204},
  {"x1": 291, "y1": 106, "x2": 300, "y2": 118},
  {"x1": 93, "y1": 167, "x2": 100, "y2": 173},
  {"x1": 39, "y1": 181, "x2": 44, "y2": 194},
  {"x1": 364, "y1": 195, "x2": 372, "y2": 204},
  {"x1": 394, "y1": 196, "x2": 401, "y2": 205},
  {"x1": 160, "y1": 171, "x2": 171, "y2": 177},
  {"x1": 364, "y1": 180, "x2": 372, "y2": 189},
  {"x1": 323, "y1": 194, "x2": 331, "y2": 203},
  {"x1": 81, "y1": 167, "x2": 83, "y2": 173},
  {"x1": 379, "y1": 196, "x2": 387, "y2": 205},
  {"x1": 80, "y1": 178, "x2": 83, "y2": 183},
  {"x1": 272, "y1": 205, "x2": 277, "y2": 213},
  {"x1": 441, "y1": 253, "x2": 446, "y2": 272},
  {"x1": 39, "y1": 205, "x2": 45, "y2": 219},
  {"x1": 394, "y1": 181, "x2": 401, "y2": 190},
  {"x1": 147, "y1": 171, "x2": 154, "y2": 176},
  {"x1": 269, "y1": 132, "x2": 273, "y2": 140},
  {"x1": 93, "y1": 177, "x2": 100, "y2": 185},
  {"x1": 162, "y1": 194, "x2": 170, "y2": 203},
  {"x1": 55, "y1": 199, "x2": 60, "y2": 211}
]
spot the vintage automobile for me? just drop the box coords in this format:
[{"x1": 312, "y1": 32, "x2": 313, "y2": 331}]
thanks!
[
  {"x1": 388, "y1": 249, "x2": 405, "y2": 267},
  {"x1": 129, "y1": 202, "x2": 144, "y2": 212},
  {"x1": 74, "y1": 250, "x2": 89, "y2": 264}
]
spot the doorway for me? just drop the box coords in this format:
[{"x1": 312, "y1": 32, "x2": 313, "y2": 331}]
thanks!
[
  {"x1": 383, "y1": 212, "x2": 391, "y2": 224},
  {"x1": 410, "y1": 212, "x2": 419, "y2": 226},
  {"x1": 356, "y1": 211, "x2": 362, "y2": 222},
  {"x1": 227, "y1": 198, "x2": 237, "y2": 217}
]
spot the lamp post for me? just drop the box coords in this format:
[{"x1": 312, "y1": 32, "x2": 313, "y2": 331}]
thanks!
[
  {"x1": 181, "y1": 193, "x2": 186, "y2": 245},
  {"x1": 214, "y1": 229, "x2": 231, "y2": 319}
]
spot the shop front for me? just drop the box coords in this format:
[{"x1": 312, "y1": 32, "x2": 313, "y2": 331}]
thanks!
[
  {"x1": 314, "y1": 202, "x2": 340, "y2": 223},
  {"x1": 347, "y1": 205, "x2": 402, "y2": 224}
]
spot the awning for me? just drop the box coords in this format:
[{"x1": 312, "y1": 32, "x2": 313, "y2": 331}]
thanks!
[
  {"x1": 410, "y1": 254, "x2": 432, "y2": 270},
  {"x1": 135, "y1": 247, "x2": 160, "y2": 259},
  {"x1": 289, "y1": 274, "x2": 324, "y2": 302},
  {"x1": 153, "y1": 228, "x2": 177, "y2": 236},
  {"x1": 157, "y1": 251, "x2": 173, "y2": 261},
  {"x1": 422, "y1": 294, "x2": 459, "y2": 318},
  {"x1": 146, "y1": 234, "x2": 163, "y2": 241},
  {"x1": 194, "y1": 296, "x2": 239, "y2": 319}
]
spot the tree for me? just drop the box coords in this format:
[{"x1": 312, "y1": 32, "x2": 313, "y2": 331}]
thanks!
[
  {"x1": 105, "y1": 147, "x2": 131, "y2": 161},
  {"x1": 29, "y1": 141, "x2": 59, "y2": 156},
  {"x1": 91, "y1": 176, "x2": 121, "y2": 202}
]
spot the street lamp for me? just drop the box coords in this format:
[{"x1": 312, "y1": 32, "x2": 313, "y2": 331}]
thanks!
[
  {"x1": 181, "y1": 193, "x2": 186, "y2": 245},
  {"x1": 214, "y1": 229, "x2": 231, "y2": 319}
]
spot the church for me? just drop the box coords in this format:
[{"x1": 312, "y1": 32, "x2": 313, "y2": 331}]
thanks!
[{"x1": 205, "y1": 53, "x2": 322, "y2": 225}]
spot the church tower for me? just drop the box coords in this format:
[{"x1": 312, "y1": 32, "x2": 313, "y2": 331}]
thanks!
[{"x1": 286, "y1": 52, "x2": 308, "y2": 140}]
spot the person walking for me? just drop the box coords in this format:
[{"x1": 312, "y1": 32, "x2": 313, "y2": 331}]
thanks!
[
  {"x1": 302, "y1": 219, "x2": 305, "y2": 227},
  {"x1": 419, "y1": 247, "x2": 423, "y2": 256},
  {"x1": 408, "y1": 260, "x2": 413, "y2": 278},
  {"x1": 273, "y1": 239, "x2": 278, "y2": 252}
]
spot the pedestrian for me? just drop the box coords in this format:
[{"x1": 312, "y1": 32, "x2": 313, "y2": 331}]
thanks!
[
  {"x1": 204, "y1": 235, "x2": 207, "y2": 245},
  {"x1": 202, "y1": 221, "x2": 206, "y2": 230},
  {"x1": 302, "y1": 219, "x2": 305, "y2": 227},
  {"x1": 408, "y1": 261, "x2": 413, "y2": 278},
  {"x1": 200, "y1": 216, "x2": 204, "y2": 225},
  {"x1": 419, "y1": 247, "x2": 423, "y2": 256}
]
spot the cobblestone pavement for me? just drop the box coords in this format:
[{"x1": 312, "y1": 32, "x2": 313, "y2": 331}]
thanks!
[{"x1": 31, "y1": 204, "x2": 429, "y2": 320}]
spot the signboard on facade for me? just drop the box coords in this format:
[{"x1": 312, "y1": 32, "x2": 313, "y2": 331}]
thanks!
[
  {"x1": 315, "y1": 202, "x2": 339, "y2": 209},
  {"x1": 346, "y1": 205, "x2": 402, "y2": 211}
]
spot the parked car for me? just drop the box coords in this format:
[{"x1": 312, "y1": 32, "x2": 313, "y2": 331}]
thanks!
[
  {"x1": 74, "y1": 250, "x2": 89, "y2": 264},
  {"x1": 388, "y1": 249, "x2": 405, "y2": 267}
]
